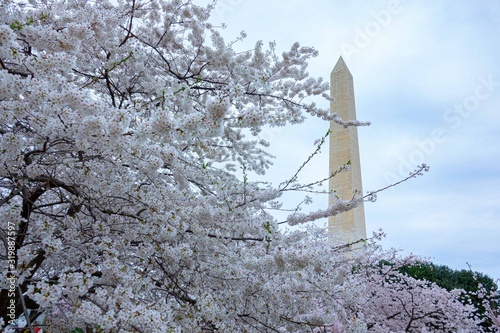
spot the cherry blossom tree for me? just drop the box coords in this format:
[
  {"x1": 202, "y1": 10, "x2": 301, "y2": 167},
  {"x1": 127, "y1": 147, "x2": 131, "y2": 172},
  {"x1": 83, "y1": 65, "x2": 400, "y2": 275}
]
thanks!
[
  {"x1": 0, "y1": 0, "x2": 496, "y2": 332},
  {"x1": 355, "y1": 253, "x2": 482, "y2": 332}
]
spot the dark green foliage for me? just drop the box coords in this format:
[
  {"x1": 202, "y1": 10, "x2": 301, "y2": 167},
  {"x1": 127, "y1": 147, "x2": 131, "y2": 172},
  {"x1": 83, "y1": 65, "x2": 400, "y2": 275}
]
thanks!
[{"x1": 398, "y1": 263, "x2": 496, "y2": 293}]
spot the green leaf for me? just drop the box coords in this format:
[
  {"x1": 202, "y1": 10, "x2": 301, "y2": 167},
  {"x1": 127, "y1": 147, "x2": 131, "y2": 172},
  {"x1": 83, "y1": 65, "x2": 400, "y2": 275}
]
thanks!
[
  {"x1": 263, "y1": 221, "x2": 272, "y2": 234},
  {"x1": 10, "y1": 20, "x2": 23, "y2": 31}
]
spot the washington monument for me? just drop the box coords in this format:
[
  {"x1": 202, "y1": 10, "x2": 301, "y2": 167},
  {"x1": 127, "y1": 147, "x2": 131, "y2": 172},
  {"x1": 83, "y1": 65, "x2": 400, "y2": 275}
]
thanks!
[{"x1": 328, "y1": 57, "x2": 367, "y2": 245}]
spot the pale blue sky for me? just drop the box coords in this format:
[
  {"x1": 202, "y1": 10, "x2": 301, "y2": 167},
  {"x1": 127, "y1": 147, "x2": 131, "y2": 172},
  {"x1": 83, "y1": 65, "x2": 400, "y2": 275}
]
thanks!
[{"x1": 204, "y1": 0, "x2": 500, "y2": 280}]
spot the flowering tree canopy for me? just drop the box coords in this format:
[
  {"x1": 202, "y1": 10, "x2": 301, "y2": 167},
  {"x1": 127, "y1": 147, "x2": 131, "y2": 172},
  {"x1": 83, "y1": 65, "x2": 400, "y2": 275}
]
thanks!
[{"x1": 0, "y1": 1, "x2": 497, "y2": 332}]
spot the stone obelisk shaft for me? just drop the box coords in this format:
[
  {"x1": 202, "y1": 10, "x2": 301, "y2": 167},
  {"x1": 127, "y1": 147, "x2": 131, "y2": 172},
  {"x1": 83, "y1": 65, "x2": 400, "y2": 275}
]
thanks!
[{"x1": 328, "y1": 57, "x2": 366, "y2": 245}]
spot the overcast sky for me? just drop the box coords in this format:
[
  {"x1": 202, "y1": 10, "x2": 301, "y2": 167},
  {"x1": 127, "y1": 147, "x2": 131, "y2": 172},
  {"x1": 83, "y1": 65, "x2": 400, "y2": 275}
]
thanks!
[{"x1": 202, "y1": 0, "x2": 500, "y2": 280}]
